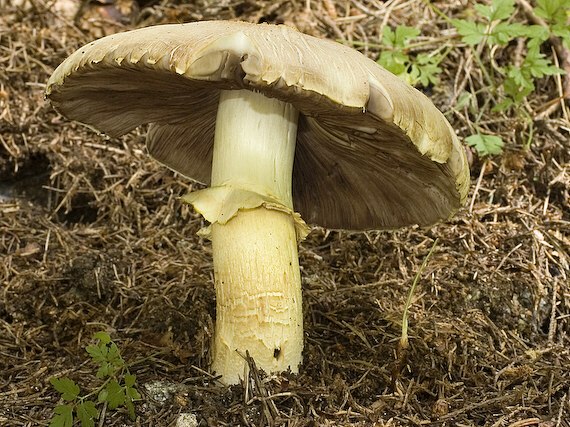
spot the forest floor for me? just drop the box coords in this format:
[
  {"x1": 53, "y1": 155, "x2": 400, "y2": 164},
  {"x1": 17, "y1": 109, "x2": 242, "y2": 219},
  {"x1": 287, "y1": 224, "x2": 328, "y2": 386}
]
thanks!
[{"x1": 0, "y1": 0, "x2": 569, "y2": 426}]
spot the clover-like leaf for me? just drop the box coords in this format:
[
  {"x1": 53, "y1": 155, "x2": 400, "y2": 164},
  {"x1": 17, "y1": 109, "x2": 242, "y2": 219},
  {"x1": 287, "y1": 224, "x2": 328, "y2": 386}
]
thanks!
[
  {"x1": 452, "y1": 19, "x2": 487, "y2": 45},
  {"x1": 86, "y1": 343, "x2": 108, "y2": 365},
  {"x1": 466, "y1": 134, "x2": 504, "y2": 156},
  {"x1": 124, "y1": 373, "x2": 137, "y2": 388},
  {"x1": 105, "y1": 379, "x2": 126, "y2": 410},
  {"x1": 475, "y1": 0, "x2": 515, "y2": 21},
  {"x1": 92, "y1": 331, "x2": 111, "y2": 345},
  {"x1": 50, "y1": 377, "x2": 80, "y2": 402},
  {"x1": 106, "y1": 343, "x2": 125, "y2": 369},
  {"x1": 49, "y1": 404, "x2": 74, "y2": 427},
  {"x1": 76, "y1": 400, "x2": 98, "y2": 427}
]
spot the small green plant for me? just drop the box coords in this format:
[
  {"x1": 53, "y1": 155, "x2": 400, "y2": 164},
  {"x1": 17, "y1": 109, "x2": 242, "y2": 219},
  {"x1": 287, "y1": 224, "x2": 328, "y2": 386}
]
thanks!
[
  {"x1": 373, "y1": 0, "x2": 566, "y2": 155},
  {"x1": 446, "y1": 0, "x2": 568, "y2": 155},
  {"x1": 400, "y1": 239, "x2": 439, "y2": 350},
  {"x1": 376, "y1": 25, "x2": 445, "y2": 87},
  {"x1": 499, "y1": 44, "x2": 562, "y2": 109},
  {"x1": 465, "y1": 133, "x2": 505, "y2": 156},
  {"x1": 50, "y1": 331, "x2": 141, "y2": 427},
  {"x1": 452, "y1": 0, "x2": 564, "y2": 111},
  {"x1": 452, "y1": 0, "x2": 533, "y2": 46},
  {"x1": 534, "y1": 0, "x2": 570, "y2": 48}
]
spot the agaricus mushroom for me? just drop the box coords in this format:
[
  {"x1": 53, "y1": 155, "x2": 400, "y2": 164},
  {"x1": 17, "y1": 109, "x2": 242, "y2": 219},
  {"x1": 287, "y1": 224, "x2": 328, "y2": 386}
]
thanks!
[{"x1": 46, "y1": 21, "x2": 470, "y2": 384}]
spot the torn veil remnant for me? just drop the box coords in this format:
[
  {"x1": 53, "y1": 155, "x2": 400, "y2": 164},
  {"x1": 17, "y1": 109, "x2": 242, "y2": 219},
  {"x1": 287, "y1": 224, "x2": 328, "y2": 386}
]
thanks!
[{"x1": 46, "y1": 20, "x2": 470, "y2": 384}]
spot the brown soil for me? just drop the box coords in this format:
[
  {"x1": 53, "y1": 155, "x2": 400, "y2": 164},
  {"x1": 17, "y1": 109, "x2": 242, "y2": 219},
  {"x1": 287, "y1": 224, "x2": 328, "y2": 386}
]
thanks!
[{"x1": 1, "y1": 1, "x2": 569, "y2": 426}]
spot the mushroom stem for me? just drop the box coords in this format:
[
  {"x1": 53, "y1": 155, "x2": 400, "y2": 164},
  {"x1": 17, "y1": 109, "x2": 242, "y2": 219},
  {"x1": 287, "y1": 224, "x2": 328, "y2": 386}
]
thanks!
[{"x1": 209, "y1": 89, "x2": 303, "y2": 384}]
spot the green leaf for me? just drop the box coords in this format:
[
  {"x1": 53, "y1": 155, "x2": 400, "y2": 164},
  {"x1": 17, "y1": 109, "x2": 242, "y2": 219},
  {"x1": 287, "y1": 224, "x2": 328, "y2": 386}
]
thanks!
[
  {"x1": 413, "y1": 53, "x2": 442, "y2": 86},
  {"x1": 98, "y1": 388, "x2": 108, "y2": 404},
  {"x1": 534, "y1": 0, "x2": 557, "y2": 21},
  {"x1": 126, "y1": 385, "x2": 141, "y2": 401},
  {"x1": 492, "y1": 0, "x2": 516, "y2": 20},
  {"x1": 552, "y1": 24, "x2": 570, "y2": 49},
  {"x1": 50, "y1": 404, "x2": 74, "y2": 427},
  {"x1": 382, "y1": 26, "x2": 396, "y2": 47},
  {"x1": 492, "y1": 97, "x2": 515, "y2": 112},
  {"x1": 377, "y1": 25, "x2": 443, "y2": 87},
  {"x1": 105, "y1": 380, "x2": 126, "y2": 410},
  {"x1": 124, "y1": 375, "x2": 140, "y2": 421},
  {"x1": 535, "y1": 0, "x2": 570, "y2": 25},
  {"x1": 394, "y1": 26, "x2": 420, "y2": 47},
  {"x1": 506, "y1": 66, "x2": 532, "y2": 89},
  {"x1": 455, "y1": 91, "x2": 474, "y2": 110},
  {"x1": 126, "y1": 397, "x2": 139, "y2": 421},
  {"x1": 76, "y1": 401, "x2": 98, "y2": 427},
  {"x1": 502, "y1": 75, "x2": 533, "y2": 105},
  {"x1": 535, "y1": 0, "x2": 570, "y2": 48},
  {"x1": 465, "y1": 134, "x2": 505, "y2": 156},
  {"x1": 452, "y1": 19, "x2": 486, "y2": 45},
  {"x1": 378, "y1": 50, "x2": 409, "y2": 76},
  {"x1": 86, "y1": 343, "x2": 108, "y2": 365},
  {"x1": 93, "y1": 331, "x2": 111, "y2": 345},
  {"x1": 87, "y1": 336, "x2": 124, "y2": 378},
  {"x1": 491, "y1": 22, "x2": 528, "y2": 45},
  {"x1": 475, "y1": 0, "x2": 515, "y2": 21},
  {"x1": 497, "y1": 43, "x2": 563, "y2": 109},
  {"x1": 523, "y1": 24, "x2": 550, "y2": 42},
  {"x1": 106, "y1": 343, "x2": 125, "y2": 368},
  {"x1": 382, "y1": 26, "x2": 420, "y2": 48},
  {"x1": 524, "y1": 47, "x2": 563, "y2": 78},
  {"x1": 125, "y1": 397, "x2": 135, "y2": 421},
  {"x1": 50, "y1": 377, "x2": 80, "y2": 402},
  {"x1": 454, "y1": 0, "x2": 533, "y2": 46},
  {"x1": 96, "y1": 362, "x2": 113, "y2": 379},
  {"x1": 473, "y1": 3, "x2": 493, "y2": 20},
  {"x1": 124, "y1": 373, "x2": 136, "y2": 388}
]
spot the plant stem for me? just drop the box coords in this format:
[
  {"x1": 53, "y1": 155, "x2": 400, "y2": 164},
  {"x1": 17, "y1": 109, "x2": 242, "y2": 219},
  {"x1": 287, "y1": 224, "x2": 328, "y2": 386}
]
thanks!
[{"x1": 400, "y1": 239, "x2": 439, "y2": 350}]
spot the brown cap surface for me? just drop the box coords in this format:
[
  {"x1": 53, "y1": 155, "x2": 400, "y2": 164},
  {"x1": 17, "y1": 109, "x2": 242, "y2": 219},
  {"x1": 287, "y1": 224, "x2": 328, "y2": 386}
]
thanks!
[{"x1": 46, "y1": 20, "x2": 470, "y2": 230}]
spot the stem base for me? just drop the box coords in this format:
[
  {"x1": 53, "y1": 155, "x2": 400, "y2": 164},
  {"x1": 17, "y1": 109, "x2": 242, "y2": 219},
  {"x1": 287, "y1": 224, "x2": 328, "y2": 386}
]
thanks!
[{"x1": 210, "y1": 206, "x2": 303, "y2": 384}]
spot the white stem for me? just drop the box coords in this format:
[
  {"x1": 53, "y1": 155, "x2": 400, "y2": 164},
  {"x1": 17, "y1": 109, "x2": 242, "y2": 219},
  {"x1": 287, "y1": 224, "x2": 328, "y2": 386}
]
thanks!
[
  {"x1": 211, "y1": 90, "x2": 297, "y2": 208},
  {"x1": 209, "y1": 89, "x2": 303, "y2": 384}
]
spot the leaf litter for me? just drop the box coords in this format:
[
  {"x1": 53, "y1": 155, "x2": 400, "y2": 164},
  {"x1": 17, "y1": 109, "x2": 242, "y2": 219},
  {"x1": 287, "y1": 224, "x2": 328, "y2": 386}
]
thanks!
[{"x1": 0, "y1": 0, "x2": 569, "y2": 426}]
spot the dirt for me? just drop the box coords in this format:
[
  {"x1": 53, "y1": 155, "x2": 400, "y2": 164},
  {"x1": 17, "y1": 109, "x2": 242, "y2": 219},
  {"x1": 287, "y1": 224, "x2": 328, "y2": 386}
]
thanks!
[{"x1": 0, "y1": 0, "x2": 569, "y2": 426}]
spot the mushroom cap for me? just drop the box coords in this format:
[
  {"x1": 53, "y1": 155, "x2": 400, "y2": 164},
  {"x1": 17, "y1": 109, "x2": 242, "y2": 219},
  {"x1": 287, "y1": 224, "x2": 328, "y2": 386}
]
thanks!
[{"x1": 46, "y1": 21, "x2": 469, "y2": 230}]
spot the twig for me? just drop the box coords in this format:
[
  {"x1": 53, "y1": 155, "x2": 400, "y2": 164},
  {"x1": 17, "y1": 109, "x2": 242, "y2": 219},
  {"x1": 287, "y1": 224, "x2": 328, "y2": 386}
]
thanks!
[
  {"x1": 97, "y1": 401, "x2": 107, "y2": 427},
  {"x1": 244, "y1": 352, "x2": 279, "y2": 425},
  {"x1": 548, "y1": 277, "x2": 560, "y2": 344},
  {"x1": 506, "y1": 418, "x2": 541, "y2": 427},
  {"x1": 555, "y1": 388, "x2": 569, "y2": 427},
  {"x1": 438, "y1": 393, "x2": 519, "y2": 421},
  {"x1": 491, "y1": 243, "x2": 523, "y2": 279},
  {"x1": 469, "y1": 159, "x2": 489, "y2": 214}
]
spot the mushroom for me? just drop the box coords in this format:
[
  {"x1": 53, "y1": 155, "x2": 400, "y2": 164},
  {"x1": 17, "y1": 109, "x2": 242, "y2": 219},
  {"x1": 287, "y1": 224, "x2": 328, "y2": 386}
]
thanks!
[{"x1": 46, "y1": 21, "x2": 470, "y2": 384}]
